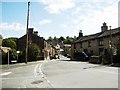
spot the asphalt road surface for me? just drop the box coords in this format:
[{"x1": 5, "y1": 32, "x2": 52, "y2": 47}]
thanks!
[
  {"x1": 1, "y1": 61, "x2": 52, "y2": 88},
  {"x1": 0, "y1": 55, "x2": 119, "y2": 89},
  {"x1": 42, "y1": 55, "x2": 119, "y2": 88}
]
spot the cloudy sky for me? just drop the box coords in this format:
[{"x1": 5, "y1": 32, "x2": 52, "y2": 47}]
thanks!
[{"x1": 0, "y1": 0, "x2": 119, "y2": 39}]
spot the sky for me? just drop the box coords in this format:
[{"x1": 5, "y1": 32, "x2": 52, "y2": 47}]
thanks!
[{"x1": 0, "y1": 0, "x2": 119, "y2": 39}]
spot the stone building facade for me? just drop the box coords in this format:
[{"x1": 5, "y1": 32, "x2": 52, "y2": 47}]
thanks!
[
  {"x1": 44, "y1": 42, "x2": 60, "y2": 60},
  {"x1": 44, "y1": 41, "x2": 54, "y2": 60},
  {"x1": 71, "y1": 22, "x2": 120, "y2": 63},
  {"x1": 64, "y1": 44, "x2": 71, "y2": 57},
  {"x1": 17, "y1": 28, "x2": 45, "y2": 62},
  {"x1": 18, "y1": 28, "x2": 59, "y2": 62}
]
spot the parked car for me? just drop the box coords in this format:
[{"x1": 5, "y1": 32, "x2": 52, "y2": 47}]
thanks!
[
  {"x1": 67, "y1": 54, "x2": 71, "y2": 58},
  {"x1": 72, "y1": 52, "x2": 90, "y2": 61},
  {"x1": 113, "y1": 55, "x2": 120, "y2": 63}
]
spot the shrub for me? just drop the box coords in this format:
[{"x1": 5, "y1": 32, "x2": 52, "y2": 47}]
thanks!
[{"x1": 28, "y1": 43, "x2": 40, "y2": 61}]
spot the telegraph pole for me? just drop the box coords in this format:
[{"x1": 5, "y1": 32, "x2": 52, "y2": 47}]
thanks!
[
  {"x1": 25, "y1": 1, "x2": 30, "y2": 64},
  {"x1": 109, "y1": 26, "x2": 113, "y2": 64}
]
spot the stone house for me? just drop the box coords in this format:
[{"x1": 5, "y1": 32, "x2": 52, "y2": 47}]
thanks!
[
  {"x1": 71, "y1": 22, "x2": 120, "y2": 63},
  {"x1": 64, "y1": 44, "x2": 71, "y2": 57},
  {"x1": 44, "y1": 42, "x2": 61, "y2": 59},
  {"x1": 18, "y1": 28, "x2": 59, "y2": 61},
  {"x1": 44, "y1": 41, "x2": 55, "y2": 60},
  {"x1": 17, "y1": 28, "x2": 45, "y2": 62}
]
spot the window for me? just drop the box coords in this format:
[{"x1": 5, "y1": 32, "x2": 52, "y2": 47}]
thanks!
[
  {"x1": 80, "y1": 43, "x2": 82, "y2": 48},
  {"x1": 88, "y1": 41, "x2": 91, "y2": 47},
  {"x1": 99, "y1": 38, "x2": 103, "y2": 46},
  {"x1": 99, "y1": 48, "x2": 104, "y2": 55},
  {"x1": 84, "y1": 49, "x2": 88, "y2": 52},
  {"x1": 74, "y1": 43, "x2": 76, "y2": 49}
]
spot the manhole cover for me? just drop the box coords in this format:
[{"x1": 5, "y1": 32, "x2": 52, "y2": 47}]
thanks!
[{"x1": 31, "y1": 80, "x2": 43, "y2": 84}]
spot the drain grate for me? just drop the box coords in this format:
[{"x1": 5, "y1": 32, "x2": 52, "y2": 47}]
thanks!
[{"x1": 31, "y1": 80, "x2": 43, "y2": 84}]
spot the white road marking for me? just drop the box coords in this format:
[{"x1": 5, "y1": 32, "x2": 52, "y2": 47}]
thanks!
[
  {"x1": 38, "y1": 61, "x2": 52, "y2": 87},
  {"x1": 39, "y1": 63, "x2": 44, "y2": 78},
  {"x1": 34, "y1": 64, "x2": 39, "y2": 77},
  {"x1": 1, "y1": 72, "x2": 12, "y2": 76}
]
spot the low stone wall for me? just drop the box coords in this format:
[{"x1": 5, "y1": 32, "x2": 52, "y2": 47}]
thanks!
[{"x1": 89, "y1": 56, "x2": 102, "y2": 64}]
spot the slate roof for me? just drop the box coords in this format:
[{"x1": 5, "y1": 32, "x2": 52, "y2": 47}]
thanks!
[
  {"x1": 74, "y1": 27, "x2": 120, "y2": 44},
  {"x1": 98, "y1": 27, "x2": 120, "y2": 38},
  {"x1": 74, "y1": 32, "x2": 101, "y2": 43}
]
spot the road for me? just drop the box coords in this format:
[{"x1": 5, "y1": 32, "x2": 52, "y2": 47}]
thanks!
[
  {"x1": 42, "y1": 55, "x2": 119, "y2": 88},
  {"x1": 0, "y1": 55, "x2": 119, "y2": 89},
  {"x1": 1, "y1": 61, "x2": 52, "y2": 88}
]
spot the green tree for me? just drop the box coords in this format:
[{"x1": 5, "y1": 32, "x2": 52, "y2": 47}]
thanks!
[
  {"x1": 2, "y1": 38, "x2": 17, "y2": 49},
  {"x1": 59, "y1": 36, "x2": 65, "y2": 41},
  {"x1": 28, "y1": 43, "x2": 40, "y2": 61},
  {"x1": 63, "y1": 36, "x2": 75, "y2": 44},
  {"x1": 66, "y1": 36, "x2": 70, "y2": 40},
  {"x1": 53, "y1": 36, "x2": 58, "y2": 41},
  {"x1": 47, "y1": 36, "x2": 53, "y2": 42},
  {"x1": 10, "y1": 49, "x2": 17, "y2": 60},
  {"x1": 0, "y1": 34, "x2": 3, "y2": 46},
  {"x1": 0, "y1": 35, "x2": 2, "y2": 39},
  {"x1": 2, "y1": 38, "x2": 17, "y2": 63},
  {"x1": 8, "y1": 37, "x2": 18, "y2": 44}
]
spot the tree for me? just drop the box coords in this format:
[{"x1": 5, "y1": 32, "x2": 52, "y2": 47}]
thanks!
[
  {"x1": 66, "y1": 36, "x2": 70, "y2": 40},
  {"x1": 63, "y1": 36, "x2": 75, "y2": 44},
  {"x1": 46, "y1": 36, "x2": 76, "y2": 44},
  {"x1": 59, "y1": 36, "x2": 65, "y2": 41},
  {"x1": 8, "y1": 37, "x2": 18, "y2": 44},
  {"x1": 0, "y1": 34, "x2": 2, "y2": 46},
  {"x1": 2, "y1": 38, "x2": 17, "y2": 64},
  {"x1": 28, "y1": 43, "x2": 40, "y2": 61},
  {"x1": 2, "y1": 38, "x2": 17, "y2": 49},
  {"x1": 53, "y1": 36, "x2": 58, "y2": 41},
  {"x1": 47, "y1": 36, "x2": 53, "y2": 42},
  {"x1": 10, "y1": 49, "x2": 17, "y2": 60}
]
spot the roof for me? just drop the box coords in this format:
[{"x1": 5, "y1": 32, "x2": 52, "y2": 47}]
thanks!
[
  {"x1": 74, "y1": 27, "x2": 120, "y2": 43},
  {"x1": 98, "y1": 27, "x2": 120, "y2": 38},
  {"x1": 18, "y1": 33, "x2": 45, "y2": 41},
  {"x1": 74, "y1": 32, "x2": 101, "y2": 43}
]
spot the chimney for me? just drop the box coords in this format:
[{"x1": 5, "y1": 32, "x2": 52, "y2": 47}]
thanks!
[
  {"x1": 33, "y1": 31, "x2": 38, "y2": 36},
  {"x1": 101, "y1": 22, "x2": 108, "y2": 32},
  {"x1": 79, "y1": 30, "x2": 83, "y2": 38},
  {"x1": 28, "y1": 28, "x2": 34, "y2": 34}
]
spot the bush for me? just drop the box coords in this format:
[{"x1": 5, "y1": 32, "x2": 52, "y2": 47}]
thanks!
[
  {"x1": 10, "y1": 49, "x2": 17, "y2": 60},
  {"x1": 28, "y1": 43, "x2": 40, "y2": 61},
  {"x1": 2, "y1": 38, "x2": 17, "y2": 64}
]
